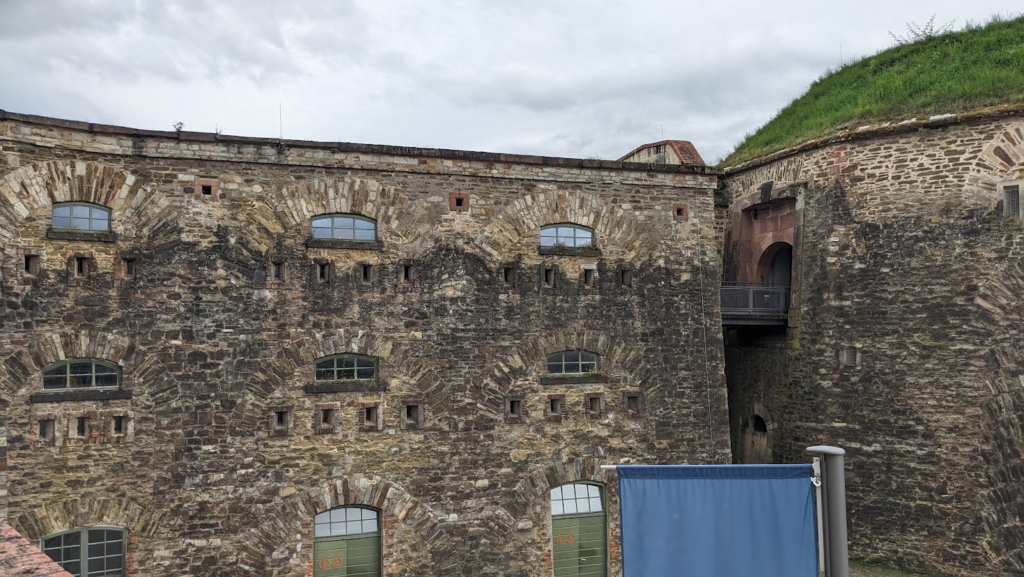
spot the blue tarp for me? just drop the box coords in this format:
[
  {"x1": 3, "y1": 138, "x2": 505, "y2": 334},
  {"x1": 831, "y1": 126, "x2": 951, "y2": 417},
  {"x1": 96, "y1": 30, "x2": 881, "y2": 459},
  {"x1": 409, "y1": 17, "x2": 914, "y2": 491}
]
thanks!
[{"x1": 617, "y1": 464, "x2": 817, "y2": 577}]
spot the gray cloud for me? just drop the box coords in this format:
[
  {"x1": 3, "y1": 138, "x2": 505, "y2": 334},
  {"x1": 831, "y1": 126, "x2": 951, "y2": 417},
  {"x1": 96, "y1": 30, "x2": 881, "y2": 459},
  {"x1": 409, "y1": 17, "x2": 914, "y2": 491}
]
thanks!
[{"x1": 1, "y1": 0, "x2": 1020, "y2": 162}]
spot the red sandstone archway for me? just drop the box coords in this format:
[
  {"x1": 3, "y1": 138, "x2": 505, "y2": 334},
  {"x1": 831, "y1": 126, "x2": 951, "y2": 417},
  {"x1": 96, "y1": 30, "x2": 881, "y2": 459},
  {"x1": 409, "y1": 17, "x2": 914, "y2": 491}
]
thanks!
[{"x1": 754, "y1": 242, "x2": 792, "y2": 286}]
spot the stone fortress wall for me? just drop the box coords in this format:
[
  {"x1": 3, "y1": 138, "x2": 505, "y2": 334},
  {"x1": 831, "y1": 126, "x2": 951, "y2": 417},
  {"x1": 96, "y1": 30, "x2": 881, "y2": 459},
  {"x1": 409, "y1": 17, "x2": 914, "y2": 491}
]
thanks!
[
  {"x1": 0, "y1": 111, "x2": 729, "y2": 576},
  {"x1": 721, "y1": 109, "x2": 1024, "y2": 576}
]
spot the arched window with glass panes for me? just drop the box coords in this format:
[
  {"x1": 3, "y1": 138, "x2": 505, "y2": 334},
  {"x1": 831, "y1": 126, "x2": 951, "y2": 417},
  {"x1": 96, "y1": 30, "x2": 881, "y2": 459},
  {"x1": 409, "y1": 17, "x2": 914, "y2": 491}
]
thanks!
[
  {"x1": 551, "y1": 483, "x2": 607, "y2": 577},
  {"x1": 52, "y1": 202, "x2": 111, "y2": 233},
  {"x1": 42, "y1": 527, "x2": 125, "y2": 577},
  {"x1": 540, "y1": 224, "x2": 594, "y2": 248},
  {"x1": 546, "y1": 351, "x2": 599, "y2": 376},
  {"x1": 311, "y1": 214, "x2": 377, "y2": 242},
  {"x1": 42, "y1": 359, "x2": 121, "y2": 390},
  {"x1": 313, "y1": 506, "x2": 381, "y2": 577},
  {"x1": 314, "y1": 354, "x2": 377, "y2": 382}
]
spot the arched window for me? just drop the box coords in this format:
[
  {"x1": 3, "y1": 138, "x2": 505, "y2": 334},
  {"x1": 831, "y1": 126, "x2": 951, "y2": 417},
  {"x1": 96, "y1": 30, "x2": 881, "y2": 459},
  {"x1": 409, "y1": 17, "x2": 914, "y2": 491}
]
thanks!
[
  {"x1": 42, "y1": 359, "x2": 120, "y2": 390},
  {"x1": 42, "y1": 527, "x2": 125, "y2": 577},
  {"x1": 551, "y1": 483, "x2": 606, "y2": 577},
  {"x1": 546, "y1": 351, "x2": 599, "y2": 375},
  {"x1": 311, "y1": 214, "x2": 377, "y2": 241},
  {"x1": 52, "y1": 202, "x2": 111, "y2": 233},
  {"x1": 540, "y1": 224, "x2": 594, "y2": 248},
  {"x1": 314, "y1": 506, "x2": 381, "y2": 577},
  {"x1": 314, "y1": 354, "x2": 377, "y2": 381}
]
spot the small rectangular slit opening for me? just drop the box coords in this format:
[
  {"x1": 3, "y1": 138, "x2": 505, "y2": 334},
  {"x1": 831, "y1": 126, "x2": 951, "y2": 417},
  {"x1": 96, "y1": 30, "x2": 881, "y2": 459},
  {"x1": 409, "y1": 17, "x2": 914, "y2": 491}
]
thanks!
[
  {"x1": 318, "y1": 263, "x2": 329, "y2": 282},
  {"x1": 201, "y1": 184, "x2": 213, "y2": 196},
  {"x1": 508, "y1": 399, "x2": 521, "y2": 417},
  {"x1": 626, "y1": 395, "x2": 640, "y2": 413},
  {"x1": 583, "y1": 269, "x2": 594, "y2": 287},
  {"x1": 76, "y1": 417, "x2": 88, "y2": 437},
  {"x1": 271, "y1": 262, "x2": 282, "y2": 279},
  {"x1": 405, "y1": 404, "x2": 420, "y2": 424},
  {"x1": 276, "y1": 411, "x2": 287, "y2": 427},
  {"x1": 123, "y1": 259, "x2": 135, "y2": 277},
  {"x1": 24, "y1": 255, "x2": 39, "y2": 275},
  {"x1": 503, "y1": 267, "x2": 513, "y2": 284},
  {"x1": 75, "y1": 257, "x2": 87, "y2": 276},
  {"x1": 543, "y1": 267, "x2": 553, "y2": 287},
  {"x1": 362, "y1": 264, "x2": 373, "y2": 282},
  {"x1": 113, "y1": 415, "x2": 125, "y2": 435},
  {"x1": 403, "y1": 265, "x2": 413, "y2": 282}
]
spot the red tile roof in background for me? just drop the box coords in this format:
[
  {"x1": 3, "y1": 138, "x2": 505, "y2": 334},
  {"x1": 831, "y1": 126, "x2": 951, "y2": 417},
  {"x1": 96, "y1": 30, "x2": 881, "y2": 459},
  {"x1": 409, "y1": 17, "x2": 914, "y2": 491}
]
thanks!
[
  {"x1": 0, "y1": 522, "x2": 72, "y2": 576},
  {"x1": 618, "y1": 140, "x2": 705, "y2": 166}
]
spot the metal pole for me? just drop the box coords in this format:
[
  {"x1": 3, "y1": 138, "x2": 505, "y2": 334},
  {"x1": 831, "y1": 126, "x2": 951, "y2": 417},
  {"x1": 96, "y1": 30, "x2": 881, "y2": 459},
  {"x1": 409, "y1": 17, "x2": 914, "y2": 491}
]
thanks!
[{"x1": 807, "y1": 445, "x2": 849, "y2": 577}]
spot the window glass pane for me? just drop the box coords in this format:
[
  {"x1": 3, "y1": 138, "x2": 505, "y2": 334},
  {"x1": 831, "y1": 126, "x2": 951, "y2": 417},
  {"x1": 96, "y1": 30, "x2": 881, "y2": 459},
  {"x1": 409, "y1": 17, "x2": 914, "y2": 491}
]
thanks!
[
  {"x1": 73, "y1": 217, "x2": 91, "y2": 229},
  {"x1": 540, "y1": 236, "x2": 556, "y2": 246},
  {"x1": 336, "y1": 227, "x2": 354, "y2": 240},
  {"x1": 315, "y1": 359, "x2": 334, "y2": 370},
  {"x1": 315, "y1": 369, "x2": 334, "y2": 381},
  {"x1": 107, "y1": 539, "x2": 122, "y2": 555},
  {"x1": 551, "y1": 500, "x2": 563, "y2": 515},
  {"x1": 564, "y1": 351, "x2": 579, "y2": 363},
  {"x1": 91, "y1": 218, "x2": 109, "y2": 232},
  {"x1": 53, "y1": 216, "x2": 72, "y2": 228},
  {"x1": 577, "y1": 499, "x2": 591, "y2": 514},
  {"x1": 547, "y1": 362, "x2": 561, "y2": 374},
  {"x1": 564, "y1": 499, "x2": 578, "y2": 514},
  {"x1": 563, "y1": 362, "x2": 580, "y2": 374},
  {"x1": 70, "y1": 374, "x2": 92, "y2": 388},
  {"x1": 71, "y1": 363, "x2": 92, "y2": 375},
  {"x1": 44, "y1": 375, "x2": 67, "y2": 389},
  {"x1": 315, "y1": 523, "x2": 330, "y2": 537},
  {"x1": 311, "y1": 227, "x2": 331, "y2": 239},
  {"x1": 89, "y1": 558, "x2": 105, "y2": 573},
  {"x1": 362, "y1": 509, "x2": 377, "y2": 520},
  {"x1": 94, "y1": 364, "x2": 117, "y2": 374},
  {"x1": 65, "y1": 532, "x2": 81, "y2": 546},
  {"x1": 355, "y1": 219, "x2": 375, "y2": 230},
  {"x1": 588, "y1": 485, "x2": 600, "y2": 498},
  {"x1": 345, "y1": 508, "x2": 362, "y2": 521},
  {"x1": 73, "y1": 205, "x2": 91, "y2": 218},
  {"x1": 563, "y1": 484, "x2": 576, "y2": 499},
  {"x1": 54, "y1": 206, "x2": 71, "y2": 218},
  {"x1": 88, "y1": 543, "x2": 105, "y2": 557},
  {"x1": 341, "y1": 357, "x2": 355, "y2": 368},
  {"x1": 94, "y1": 374, "x2": 118, "y2": 387},
  {"x1": 62, "y1": 560, "x2": 81, "y2": 575},
  {"x1": 363, "y1": 519, "x2": 378, "y2": 533},
  {"x1": 590, "y1": 497, "x2": 602, "y2": 511},
  {"x1": 331, "y1": 509, "x2": 347, "y2": 522},
  {"x1": 356, "y1": 368, "x2": 374, "y2": 379},
  {"x1": 354, "y1": 228, "x2": 375, "y2": 240}
]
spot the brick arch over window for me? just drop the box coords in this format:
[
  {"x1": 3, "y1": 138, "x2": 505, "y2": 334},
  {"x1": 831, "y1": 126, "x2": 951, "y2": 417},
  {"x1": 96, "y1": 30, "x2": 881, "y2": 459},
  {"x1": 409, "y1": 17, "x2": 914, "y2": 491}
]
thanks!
[
  {"x1": 0, "y1": 330, "x2": 178, "y2": 408},
  {"x1": 495, "y1": 458, "x2": 620, "y2": 569},
  {"x1": 237, "y1": 474, "x2": 454, "y2": 576},
  {"x1": 264, "y1": 176, "x2": 432, "y2": 247},
  {"x1": 9, "y1": 492, "x2": 165, "y2": 544},
  {"x1": 474, "y1": 188, "x2": 657, "y2": 261},
  {"x1": 477, "y1": 330, "x2": 661, "y2": 421},
  {"x1": 0, "y1": 161, "x2": 174, "y2": 240}
]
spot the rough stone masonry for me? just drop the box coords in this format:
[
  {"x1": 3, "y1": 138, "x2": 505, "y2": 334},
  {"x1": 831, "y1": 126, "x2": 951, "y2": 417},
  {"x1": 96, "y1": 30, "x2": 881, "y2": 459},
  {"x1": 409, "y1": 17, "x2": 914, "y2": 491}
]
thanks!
[{"x1": 0, "y1": 111, "x2": 728, "y2": 576}]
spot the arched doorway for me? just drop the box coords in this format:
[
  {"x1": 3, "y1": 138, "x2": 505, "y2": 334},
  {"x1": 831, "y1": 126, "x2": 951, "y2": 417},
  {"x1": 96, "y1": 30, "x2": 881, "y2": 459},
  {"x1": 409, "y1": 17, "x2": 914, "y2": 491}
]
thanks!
[
  {"x1": 756, "y1": 242, "x2": 792, "y2": 287},
  {"x1": 551, "y1": 482, "x2": 607, "y2": 576},
  {"x1": 738, "y1": 414, "x2": 772, "y2": 464},
  {"x1": 313, "y1": 506, "x2": 382, "y2": 576}
]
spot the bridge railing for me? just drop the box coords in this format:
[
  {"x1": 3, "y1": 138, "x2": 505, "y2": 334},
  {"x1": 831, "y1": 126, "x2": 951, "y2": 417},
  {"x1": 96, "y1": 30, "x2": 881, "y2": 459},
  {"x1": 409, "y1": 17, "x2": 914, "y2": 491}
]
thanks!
[{"x1": 721, "y1": 283, "x2": 791, "y2": 316}]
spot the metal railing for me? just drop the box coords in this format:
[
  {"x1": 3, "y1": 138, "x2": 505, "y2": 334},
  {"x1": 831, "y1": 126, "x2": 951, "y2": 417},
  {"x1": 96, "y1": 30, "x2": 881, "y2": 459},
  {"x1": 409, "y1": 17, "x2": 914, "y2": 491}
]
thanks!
[{"x1": 721, "y1": 283, "x2": 791, "y2": 315}]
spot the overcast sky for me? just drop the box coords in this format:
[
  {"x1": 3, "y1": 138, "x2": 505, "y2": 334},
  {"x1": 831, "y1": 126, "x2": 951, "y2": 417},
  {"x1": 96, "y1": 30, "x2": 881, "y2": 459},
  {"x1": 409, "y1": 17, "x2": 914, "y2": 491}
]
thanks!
[{"x1": 1, "y1": 1, "x2": 1020, "y2": 163}]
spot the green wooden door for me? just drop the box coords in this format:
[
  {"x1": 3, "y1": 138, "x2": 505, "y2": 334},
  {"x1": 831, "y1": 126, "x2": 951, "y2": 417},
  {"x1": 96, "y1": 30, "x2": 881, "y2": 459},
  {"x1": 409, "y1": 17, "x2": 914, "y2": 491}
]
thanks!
[
  {"x1": 314, "y1": 506, "x2": 381, "y2": 577},
  {"x1": 553, "y1": 514, "x2": 607, "y2": 577},
  {"x1": 313, "y1": 534, "x2": 380, "y2": 577}
]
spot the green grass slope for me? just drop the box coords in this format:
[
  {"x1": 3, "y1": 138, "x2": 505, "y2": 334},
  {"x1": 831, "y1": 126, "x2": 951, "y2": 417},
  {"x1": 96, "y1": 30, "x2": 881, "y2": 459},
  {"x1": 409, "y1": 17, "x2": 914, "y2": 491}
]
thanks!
[{"x1": 722, "y1": 17, "x2": 1024, "y2": 167}]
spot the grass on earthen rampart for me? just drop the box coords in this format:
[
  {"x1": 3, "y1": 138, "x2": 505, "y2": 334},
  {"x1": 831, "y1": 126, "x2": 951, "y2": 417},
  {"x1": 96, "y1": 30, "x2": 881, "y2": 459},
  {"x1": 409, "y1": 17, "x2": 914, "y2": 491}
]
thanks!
[{"x1": 721, "y1": 17, "x2": 1024, "y2": 167}]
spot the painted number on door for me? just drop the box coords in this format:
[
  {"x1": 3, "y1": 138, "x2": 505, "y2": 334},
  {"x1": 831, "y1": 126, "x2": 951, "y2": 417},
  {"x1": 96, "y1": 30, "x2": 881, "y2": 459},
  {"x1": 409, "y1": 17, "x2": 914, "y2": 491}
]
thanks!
[{"x1": 318, "y1": 557, "x2": 343, "y2": 569}]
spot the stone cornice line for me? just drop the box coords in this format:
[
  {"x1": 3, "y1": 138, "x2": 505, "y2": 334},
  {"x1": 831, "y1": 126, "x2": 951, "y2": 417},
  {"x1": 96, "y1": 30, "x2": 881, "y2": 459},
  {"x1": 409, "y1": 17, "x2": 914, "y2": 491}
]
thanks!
[
  {"x1": 0, "y1": 110, "x2": 720, "y2": 187},
  {"x1": 722, "y1": 102, "x2": 1024, "y2": 175}
]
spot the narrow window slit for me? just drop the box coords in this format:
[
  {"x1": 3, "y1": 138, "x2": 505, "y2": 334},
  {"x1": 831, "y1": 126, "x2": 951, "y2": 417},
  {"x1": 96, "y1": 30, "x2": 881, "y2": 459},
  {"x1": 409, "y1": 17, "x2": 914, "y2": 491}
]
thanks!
[
  {"x1": 76, "y1": 416, "x2": 88, "y2": 437},
  {"x1": 113, "y1": 415, "x2": 125, "y2": 434}
]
